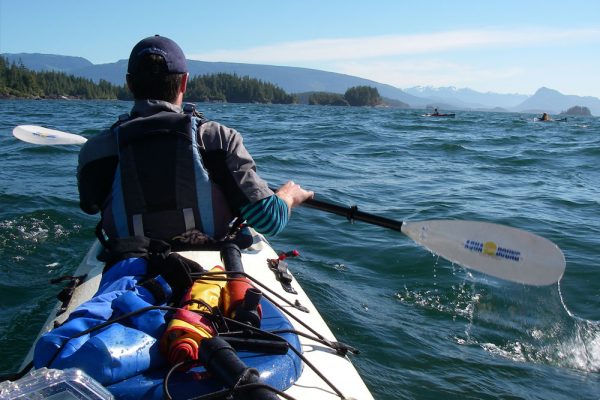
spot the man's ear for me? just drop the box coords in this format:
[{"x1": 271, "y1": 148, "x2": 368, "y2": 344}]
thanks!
[
  {"x1": 180, "y1": 73, "x2": 189, "y2": 94},
  {"x1": 126, "y1": 74, "x2": 133, "y2": 91}
]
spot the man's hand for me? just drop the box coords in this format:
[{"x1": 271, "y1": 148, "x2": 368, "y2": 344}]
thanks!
[{"x1": 275, "y1": 181, "x2": 314, "y2": 210}]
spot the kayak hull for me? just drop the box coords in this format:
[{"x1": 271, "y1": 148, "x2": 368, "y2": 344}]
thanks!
[{"x1": 422, "y1": 113, "x2": 456, "y2": 118}]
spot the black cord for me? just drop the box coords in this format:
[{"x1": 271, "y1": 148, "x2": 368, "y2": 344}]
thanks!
[
  {"x1": 43, "y1": 305, "x2": 180, "y2": 369},
  {"x1": 188, "y1": 383, "x2": 297, "y2": 400},
  {"x1": 0, "y1": 361, "x2": 33, "y2": 383}
]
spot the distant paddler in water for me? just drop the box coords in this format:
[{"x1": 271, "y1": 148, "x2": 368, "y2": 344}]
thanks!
[
  {"x1": 534, "y1": 112, "x2": 567, "y2": 122},
  {"x1": 539, "y1": 112, "x2": 552, "y2": 121},
  {"x1": 422, "y1": 108, "x2": 456, "y2": 118}
]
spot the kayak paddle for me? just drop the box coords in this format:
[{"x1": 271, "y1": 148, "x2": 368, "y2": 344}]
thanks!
[
  {"x1": 12, "y1": 125, "x2": 88, "y2": 145},
  {"x1": 12, "y1": 125, "x2": 566, "y2": 286},
  {"x1": 301, "y1": 196, "x2": 565, "y2": 286}
]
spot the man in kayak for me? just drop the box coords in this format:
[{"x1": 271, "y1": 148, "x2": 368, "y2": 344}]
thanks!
[
  {"x1": 77, "y1": 35, "x2": 313, "y2": 245},
  {"x1": 539, "y1": 112, "x2": 552, "y2": 121},
  {"x1": 433, "y1": 108, "x2": 440, "y2": 116}
]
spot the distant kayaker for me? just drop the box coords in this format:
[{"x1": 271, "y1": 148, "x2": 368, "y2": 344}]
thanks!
[
  {"x1": 433, "y1": 108, "x2": 440, "y2": 116},
  {"x1": 540, "y1": 112, "x2": 552, "y2": 121},
  {"x1": 77, "y1": 35, "x2": 313, "y2": 245}
]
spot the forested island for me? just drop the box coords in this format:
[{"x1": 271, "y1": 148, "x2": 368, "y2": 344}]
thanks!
[
  {"x1": 307, "y1": 86, "x2": 383, "y2": 107},
  {"x1": 1, "y1": 56, "x2": 386, "y2": 107},
  {"x1": 185, "y1": 73, "x2": 294, "y2": 103},
  {"x1": 560, "y1": 106, "x2": 592, "y2": 116}
]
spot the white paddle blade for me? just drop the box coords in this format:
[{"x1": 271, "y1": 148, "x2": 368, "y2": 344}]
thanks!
[
  {"x1": 401, "y1": 220, "x2": 565, "y2": 286},
  {"x1": 13, "y1": 125, "x2": 87, "y2": 145}
]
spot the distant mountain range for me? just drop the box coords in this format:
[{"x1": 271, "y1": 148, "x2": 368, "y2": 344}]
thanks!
[
  {"x1": 403, "y1": 86, "x2": 529, "y2": 109},
  {"x1": 3, "y1": 53, "x2": 599, "y2": 115},
  {"x1": 404, "y1": 86, "x2": 600, "y2": 115}
]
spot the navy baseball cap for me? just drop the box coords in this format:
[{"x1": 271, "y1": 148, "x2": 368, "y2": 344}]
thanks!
[{"x1": 127, "y1": 35, "x2": 188, "y2": 74}]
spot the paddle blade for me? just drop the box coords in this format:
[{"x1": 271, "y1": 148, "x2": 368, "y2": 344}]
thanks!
[
  {"x1": 401, "y1": 220, "x2": 565, "y2": 286},
  {"x1": 13, "y1": 125, "x2": 87, "y2": 145}
]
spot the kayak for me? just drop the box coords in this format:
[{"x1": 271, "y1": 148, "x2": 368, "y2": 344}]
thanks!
[
  {"x1": 422, "y1": 113, "x2": 456, "y2": 118},
  {"x1": 534, "y1": 117, "x2": 567, "y2": 122},
  {"x1": 9, "y1": 231, "x2": 375, "y2": 400}
]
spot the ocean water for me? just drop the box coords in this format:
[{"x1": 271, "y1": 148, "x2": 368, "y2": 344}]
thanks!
[{"x1": 0, "y1": 100, "x2": 599, "y2": 399}]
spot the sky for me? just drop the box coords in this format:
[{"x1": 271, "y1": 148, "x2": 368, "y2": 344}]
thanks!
[{"x1": 1, "y1": 0, "x2": 600, "y2": 97}]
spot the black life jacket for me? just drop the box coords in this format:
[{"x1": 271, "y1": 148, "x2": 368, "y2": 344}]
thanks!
[{"x1": 102, "y1": 106, "x2": 234, "y2": 242}]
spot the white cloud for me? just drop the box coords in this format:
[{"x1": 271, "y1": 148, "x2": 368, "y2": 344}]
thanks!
[
  {"x1": 189, "y1": 27, "x2": 600, "y2": 64},
  {"x1": 187, "y1": 26, "x2": 600, "y2": 97},
  {"x1": 333, "y1": 59, "x2": 525, "y2": 91}
]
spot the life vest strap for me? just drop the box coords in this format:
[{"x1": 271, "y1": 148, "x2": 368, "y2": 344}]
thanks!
[
  {"x1": 132, "y1": 214, "x2": 144, "y2": 237},
  {"x1": 183, "y1": 208, "x2": 195, "y2": 231}
]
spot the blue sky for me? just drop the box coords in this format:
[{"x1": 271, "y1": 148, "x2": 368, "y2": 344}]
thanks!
[{"x1": 1, "y1": 0, "x2": 599, "y2": 97}]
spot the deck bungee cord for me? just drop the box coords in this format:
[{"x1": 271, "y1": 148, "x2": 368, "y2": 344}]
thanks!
[{"x1": 197, "y1": 271, "x2": 357, "y2": 355}]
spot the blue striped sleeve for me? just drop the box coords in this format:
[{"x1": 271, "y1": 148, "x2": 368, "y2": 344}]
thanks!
[{"x1": 239, "y1": 194, "x2": 289, "y2": 236}]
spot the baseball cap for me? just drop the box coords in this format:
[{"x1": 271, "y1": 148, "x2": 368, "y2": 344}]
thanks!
[{"x1": 127, "y1": 35, "x2": 188, "y2": 74}]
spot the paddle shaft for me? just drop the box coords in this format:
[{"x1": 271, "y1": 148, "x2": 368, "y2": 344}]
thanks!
[
  {"x1": 268, "y1": 186, "x2": 403, "y2": 231},
  {"x1": 303, "y1": 197, "x2": 404, "y2": 231}
]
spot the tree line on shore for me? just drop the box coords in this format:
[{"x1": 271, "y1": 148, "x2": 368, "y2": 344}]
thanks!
[
  {"x1": 0, "y1": 56, "x2": 122, "y2": 99},
  {"x1": 0, "y1": 56, "x2": 382, "y2": 106}
]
